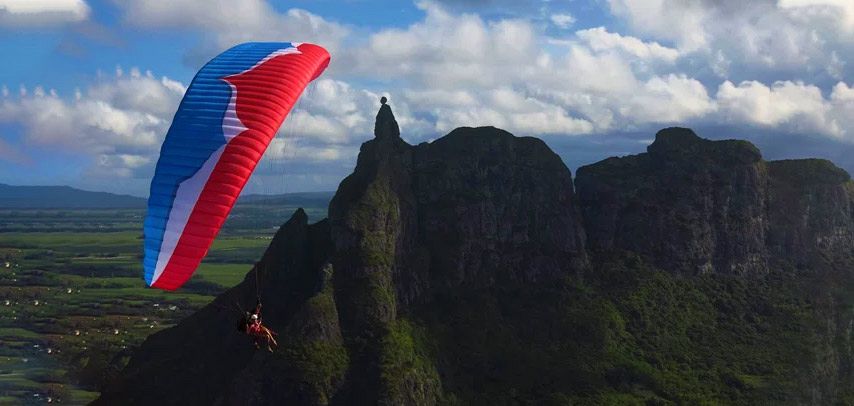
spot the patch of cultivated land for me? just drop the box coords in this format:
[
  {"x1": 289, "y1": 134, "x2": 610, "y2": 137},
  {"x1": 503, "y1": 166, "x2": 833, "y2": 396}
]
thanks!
[{"x1": 0, "y1": 202, "x2": 328, "y2": 404}]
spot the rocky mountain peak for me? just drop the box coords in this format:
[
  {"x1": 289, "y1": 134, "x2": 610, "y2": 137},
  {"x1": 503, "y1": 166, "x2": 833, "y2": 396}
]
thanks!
[
  {"x1": 647, "y1": 127, "x2": 704, "y2": 154},
  {"x1": 327, "y1": 107, "x2": 589, "y2": 403},
  {"x1": 373, "y1": 96, "x2": 400, "y2": 140},
  {"x1": 96, "y1": 101, "x2": 854, "y2": 405},
  {"x1": 647, "y1": 127, "x2": 762, "y2": 165}
]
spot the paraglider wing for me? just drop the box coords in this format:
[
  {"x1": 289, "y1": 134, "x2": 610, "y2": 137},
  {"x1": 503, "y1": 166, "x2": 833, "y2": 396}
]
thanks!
[{"x1": 143, "y1": 42, "x2": 330, "y2": 290}]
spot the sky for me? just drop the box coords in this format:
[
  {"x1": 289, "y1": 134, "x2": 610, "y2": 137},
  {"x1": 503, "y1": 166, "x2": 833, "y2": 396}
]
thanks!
[{"x1": 0, "y1": 0, "x2": 852, "y2": 196}]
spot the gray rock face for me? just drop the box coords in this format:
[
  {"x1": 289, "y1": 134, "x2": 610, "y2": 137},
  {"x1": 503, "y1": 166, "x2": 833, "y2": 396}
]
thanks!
[
  {"x1": 575, "y1": 127, "x2": 854, "y2": 275},
  {"x1": 407, "y1": 127, "x2": 588, "y2": 300},
  {"x1": 373, "y1": 102, "x2": 400, "y2": 140},
  {"x1": 767, "y1": 159, "x2": 854, "y2": 269},
  {"x1": 576, "y1": 127, "x2": 770, "y2": 275},
  {"x1": 328, "y1": 112, "x2": 588, "y2": 403}
]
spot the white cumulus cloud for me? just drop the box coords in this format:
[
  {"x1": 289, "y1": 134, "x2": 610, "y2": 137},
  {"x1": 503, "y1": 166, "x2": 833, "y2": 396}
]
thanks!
[
  {"x1": 607, "y1": 0, "x2": 853, "y2": 81},
  {"x1": 0, "y1": 0, "x2": 89, "y2": 26},
  {"x1": 576, "y1": 27, "x2": 680, "y2": 63},
  {"x1": 622, "y1": 74, "x2": 716, "y2": 124},
  {"x1": 550, "y1": 13, "x2": 576, "y2": 29},
  {"x1": 716, "y1": 80, "x2": 853, "y2": 138},
  {"x1": 778, "y1": 0, "x2": 854, "y2": 32},
  {"x1": 0, "y1": 70, "x2": 185, "y2": 177},
  {"x1": 117, "y1": 0, "x2": 350, "y2": 58}
]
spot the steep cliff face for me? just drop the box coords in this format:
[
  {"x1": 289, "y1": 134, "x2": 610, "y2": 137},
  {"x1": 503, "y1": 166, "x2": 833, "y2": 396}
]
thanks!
[
  {"x1": 97, "y1": 106, "x2": 854, "y2": 405},
  {"x1": 575, "y1": 128, "x2": 770, "y2": 275},
  {"x1": 575, "y1": 128, "x2": 854, "y2": 277},
  {"x1": 767, "y1": 159, "x2": 854, "y2": 269},
  {"x1": 328, "y1": 109, "x2": 588, "y2": 404}
]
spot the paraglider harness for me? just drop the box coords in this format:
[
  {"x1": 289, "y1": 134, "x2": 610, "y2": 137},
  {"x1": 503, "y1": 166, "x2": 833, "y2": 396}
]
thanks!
[
  {"x1": 236, "y1": 298, "x2": 262, "y2": 333},
  {"x1": 241, "y1": 299, "x2": 277, "y2": 351},
  {"x1": 232, "y1": 264, "x2": 278, "y2": 351},
  {"x1": 235, "y1": 262, "x2": 264, "y2": 333}
]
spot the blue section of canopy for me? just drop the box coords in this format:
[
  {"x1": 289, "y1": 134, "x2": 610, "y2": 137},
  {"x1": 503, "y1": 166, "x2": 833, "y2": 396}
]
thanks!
[{"x1": 143, "y1": 42, "x2": 294, "y2": 285}]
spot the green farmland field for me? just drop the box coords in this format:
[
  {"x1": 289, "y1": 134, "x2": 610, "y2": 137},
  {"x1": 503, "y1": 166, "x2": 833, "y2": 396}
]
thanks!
[{"x1": 0, "y1": 200, "x2": 329, "y2": 404}]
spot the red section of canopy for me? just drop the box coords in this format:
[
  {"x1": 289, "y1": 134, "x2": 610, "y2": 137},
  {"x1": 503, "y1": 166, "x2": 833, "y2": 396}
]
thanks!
[{"x1": 152, "y1": 44, "x2": 330, "y2": 290}]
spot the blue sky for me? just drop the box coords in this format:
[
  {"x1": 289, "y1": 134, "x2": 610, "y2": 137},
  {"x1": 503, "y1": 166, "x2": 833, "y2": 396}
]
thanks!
[{"x1": 0, "y1": 0, "x2": 852, "y2": 196}]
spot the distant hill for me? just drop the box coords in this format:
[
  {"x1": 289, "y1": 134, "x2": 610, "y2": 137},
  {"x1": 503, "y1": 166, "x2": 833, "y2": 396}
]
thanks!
[
  {"x1": 0, "y1": 184, "x2": 146, "y2": 209},
  {"x1": 0, "y1": 183, "x2": 335, "y2": 210},
  {"x1": 237, "y1": 191, "x2": 335, "y2": 206}
]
